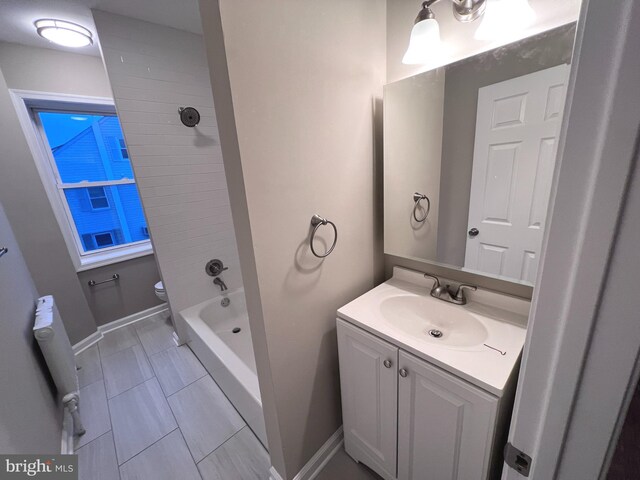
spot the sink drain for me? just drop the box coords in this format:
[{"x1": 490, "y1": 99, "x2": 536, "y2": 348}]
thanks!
[
  {"x1": 232, "y1": 327, "x2": 241, "y2": 334},
  {"x1": 428, "y1": 329, "x2": 443, "y2": 338}
]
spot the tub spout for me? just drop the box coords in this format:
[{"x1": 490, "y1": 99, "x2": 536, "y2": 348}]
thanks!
[{"x1": 213, "y1": 277, "x2": 228, "y2": 292}]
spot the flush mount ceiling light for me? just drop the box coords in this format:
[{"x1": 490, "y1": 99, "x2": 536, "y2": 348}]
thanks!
[
  {"x1": 403, "y1": 0, "x2": 488, "y2": 65},
  {"x1": 35, "y1": 19, "x2": 93, "y2": 48}
]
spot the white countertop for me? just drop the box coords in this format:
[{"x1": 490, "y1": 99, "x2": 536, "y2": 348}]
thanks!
[{"x1": 337, "y1": 267, "x2": 529, "y2": 397}]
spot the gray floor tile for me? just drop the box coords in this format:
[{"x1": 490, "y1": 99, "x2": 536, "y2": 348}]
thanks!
[
  {"x1": 150, "y1": 345, "x2": 207, "y2": 396},
  {"x1": 99, "y1": 326, "x2": 140, "y2": 358},
  {"x1": 76, "y1": 345, "x2": 103, "y2": 389},
  {"x1": 102, "y1": 344, "x2": 154, "y2": 398},
  {"x1": 109, "y1": 378, "x2": 178, "y2": 464},
  {"x1": 198, "y1": 427, "x2": 270, "y2": 480},
  {"x1": 315, "y1": 448, "x2": 382, "y2": 480},
  {"x1": 168, "y1": 376, "x2": 245, "y2": 462},
  {"x1": 77, "y1": 431, "x2": 120, "y2": 480},
  {"x1": 135, "y1": 314, "x2": 176, "y2": 357},
  {"x1": 75, "y1": 381, "x2": 111, "y2": 449},
  {"x1": 119, "y1": 430, "x2": 200, "y2": 480}
]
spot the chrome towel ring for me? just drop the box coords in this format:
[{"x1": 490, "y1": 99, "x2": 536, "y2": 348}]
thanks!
[
  {"x1": 310, "y1": 214, "x2": 338, "y2": 258},
  {"x1": 413, "y1": 192, "x2": 431, "y2": 223}
]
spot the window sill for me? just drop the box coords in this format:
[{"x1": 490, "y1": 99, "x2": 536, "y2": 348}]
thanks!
[{"x1": 76, "y1": 242, "x2": 153, "y2": 272}]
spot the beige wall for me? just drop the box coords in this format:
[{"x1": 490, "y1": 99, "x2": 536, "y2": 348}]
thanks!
[
  {"x1": 0, "y1": 200, "x2": 61, "y2": 454},
  {"x1": 384, "y1": 68, "x2": 445, "y2": 260},
  {"x1": 0, "y1": 54, "x2": 97, "y2": 344},
  {"x1": 77, "y1": 255, "x2": 163, "y2": 326},
  {"x1": 0, "y1": 41, "x2": 163, "y2": 333},
  {"x1": 202, "y1": 0, "x2": 386, "y2": 477},
  {"x1": 93, "y1": 11, "x2": 244, "y2": 341},
  {"x1": 387, "y1": 0, "x2": 580, "y2": 83},
  {"x1": 0, "y1": 42, "x2": 111, "y2": 97}
]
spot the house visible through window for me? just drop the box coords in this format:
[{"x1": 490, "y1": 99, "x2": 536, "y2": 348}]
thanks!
[
  {"x1": 87, "y1": 186, "x2": 109, "y2": 210},
  {"x1": 93, "y1": 232, "x2": 115, "y2": 248},
  {"x1": 35, "y1": 108, "x2": 150, "y2": 261},
  {"x1": 119, "y1": 138, "x2": 129, "y2": 159}
]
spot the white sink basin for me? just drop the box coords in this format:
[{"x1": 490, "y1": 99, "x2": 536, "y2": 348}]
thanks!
[
  {"x1": 337, "y1": 267, "x2": 529, "y2": 396},
  {"x1": 380, "y1": 295, "x2": 489, "y2": 347}
]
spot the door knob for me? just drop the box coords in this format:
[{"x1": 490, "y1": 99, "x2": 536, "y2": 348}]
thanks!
[
  {"x1": 399, "y1": 368, "x2": 408, "y2": 378},
  {"x1": 468, "y1": 228, "x2": 479, "y2": 237},
  {"x1": 383, "y1": 359, "x2": 392, "y2": 369}
]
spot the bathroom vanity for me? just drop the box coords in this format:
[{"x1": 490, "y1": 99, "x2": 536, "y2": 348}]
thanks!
[{"x1": 336, "y1": 267, "x2": 528, "y2": 480}]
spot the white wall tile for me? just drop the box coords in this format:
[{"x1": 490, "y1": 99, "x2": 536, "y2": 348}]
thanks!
[{"x1": 94, "y1": 11, "x2": 243, "y2": 327}]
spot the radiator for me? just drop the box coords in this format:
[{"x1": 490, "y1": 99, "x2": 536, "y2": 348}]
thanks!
[{"x1": 33, "y1": 295, "x2": 85, "y2": 437}]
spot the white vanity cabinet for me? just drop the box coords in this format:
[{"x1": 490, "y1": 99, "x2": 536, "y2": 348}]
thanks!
[
  {"x1": 336, "y1": 318, "x2": 398, "y2": 479},
  {"x1": 337, "y1": 319, "x2": 505, "y2": 480},
  {"x1": 396, "y1": 350, "x2": 498, "y2": 480}
]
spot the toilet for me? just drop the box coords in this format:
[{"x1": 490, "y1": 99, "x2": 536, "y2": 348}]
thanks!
[{"x1": 154, "y1": 281, "x2": 167, "y2": 302}]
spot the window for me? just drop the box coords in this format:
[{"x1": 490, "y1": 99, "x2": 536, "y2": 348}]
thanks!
[
  {"x1": 87, "y1": 186, "x2": 110, "y2": 210},
  {"x1": 118, "y1": 138, "x2": 129, "y2": 160},
  {"x1": 93, "y1": 232, "x2": 115, "y2": 248},
  {"x1": 14, "y1": 94, "x2": 152, "y2": 270}
]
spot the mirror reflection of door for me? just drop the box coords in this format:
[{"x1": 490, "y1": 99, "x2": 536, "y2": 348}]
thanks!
[{"x1": 465, "y1": 65, "x2": 569, "y2": 282}]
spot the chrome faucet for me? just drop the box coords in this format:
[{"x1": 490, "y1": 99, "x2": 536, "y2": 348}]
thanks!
[
  {"x1": 423, "y1": 273, "x2": 476, "y2": 305},
  {"x1": 213, "y1": 277, "x2": 228, "y2": 292}
]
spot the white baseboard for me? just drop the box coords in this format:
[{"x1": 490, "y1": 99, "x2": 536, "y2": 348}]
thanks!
[
  {"x1": 269, "y1": 426, "x2": 344, "y2": 480},
  {"x1": 99, "y1": 303, "x2": 168, "y2": 334},
  {"x1": 269, "y1": 467, "x2": 284, "y2": 480},
  {"x1": 73, "y1": 303, "x2": 168, "y2": 354},
  {"x1": 60, "y1": 409, "x2": 74, "y2": 455},
  {"x1": 72, "y1": 330, "x2": 104, "y2": 355}
]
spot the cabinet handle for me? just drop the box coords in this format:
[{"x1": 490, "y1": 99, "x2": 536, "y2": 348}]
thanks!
[
  {"x1": 399, "y1": 368, "x2": 408, "y2": 378},
  {"x1": 383, "y1": 359, "x2": 392, "y2": 369}
]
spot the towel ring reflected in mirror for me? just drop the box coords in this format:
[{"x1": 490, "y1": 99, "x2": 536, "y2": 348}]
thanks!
[
  {"x1": 413, "y1": 192, "x2": 431, "y2": 223},
  {"x1": 310, "y1": 214, "x2": 338, "y2": 258}
]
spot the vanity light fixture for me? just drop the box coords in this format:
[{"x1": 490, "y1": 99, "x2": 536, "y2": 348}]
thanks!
[
  {"x1": 402, "y1": 2, "x2": 441, "y2": 65},
  {"x1": 403, "y1": 0, "x2": 535, "y2": 64},
  {"x1": 403, "y1": 0, "x2": 488, "y2": 65},
  {"x1": 35, "y1": 19, "x2": 93, "y2": 48},
  {"x1": 474, "y1": 0, "x2": 536, "y2": 40}
]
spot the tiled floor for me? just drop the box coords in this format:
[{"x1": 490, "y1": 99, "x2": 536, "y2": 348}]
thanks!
[
  {"x1": 75, "y1": 311, "x2": 379, "y2": 479},
  {"x1": 74, "y1": 311, "x2": 270, "y2": 479}
]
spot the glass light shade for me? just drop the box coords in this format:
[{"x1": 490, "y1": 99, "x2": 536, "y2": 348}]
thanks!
[
  {"x1": 402, "y1": 18, "x2": 441, "y2": 65},
  {"x1": 35, "y1": 19, "x2": 93, "y2": 48},
  {"x1": 474, "y1": 0, "x2": 536, "y2": 41}
]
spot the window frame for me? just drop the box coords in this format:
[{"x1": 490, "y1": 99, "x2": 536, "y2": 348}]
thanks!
[{"x1": 9, "y1": 90, "x2": 152, "y2": 271}]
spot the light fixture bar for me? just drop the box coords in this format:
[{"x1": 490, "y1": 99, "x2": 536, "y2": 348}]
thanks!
[{"x1": 452, "y1": 0, "x2": 487, "y2": 22}]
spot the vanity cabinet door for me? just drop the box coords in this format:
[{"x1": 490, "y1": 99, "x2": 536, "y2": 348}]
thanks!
[
  {"x1": 397, "y1": 351, "x2": 498, "y2": 480},
  {"x1": 337, "y1": 319, "x2": 398, "y2": 480}
]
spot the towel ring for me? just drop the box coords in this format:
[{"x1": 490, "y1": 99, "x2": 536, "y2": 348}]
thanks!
[
  {"x1": 413, "y1": 192, "x2": 431, "y2": 223},
  {"x1": 310, "y1": 214, "x2": 338, "y2": 258}
]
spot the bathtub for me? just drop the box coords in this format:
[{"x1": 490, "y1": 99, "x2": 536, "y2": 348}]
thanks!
[{"x1": 180, "y1": 289, "x2": 267, "y2": 448}]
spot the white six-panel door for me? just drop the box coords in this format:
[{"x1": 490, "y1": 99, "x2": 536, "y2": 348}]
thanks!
[
  {"x1": 397, "y1": 351, "x2": 498, "y2": 480},
  {"x1": 337, "y1": 319, "x2": 398, "y2": 480},
  {"x1": 465, "y1": 65, "x2": 569, "y2": 282}
]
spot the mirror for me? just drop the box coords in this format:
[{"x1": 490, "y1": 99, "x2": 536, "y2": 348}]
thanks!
[{"x1": 384, "y1": 24, "x2": 576, "y2": 285}]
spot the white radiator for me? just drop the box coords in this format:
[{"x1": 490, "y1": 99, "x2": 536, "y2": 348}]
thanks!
[{"x1": 33, "y1": 295, "x2": 85, "y2": 437}]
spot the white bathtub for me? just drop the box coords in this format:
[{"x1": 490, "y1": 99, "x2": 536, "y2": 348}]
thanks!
[{"x1": 180, "y1": 289, "x2": 267, "y2": 448}]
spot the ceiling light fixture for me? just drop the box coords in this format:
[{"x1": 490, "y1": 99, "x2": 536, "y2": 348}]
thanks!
[
  {"x1": 404, "y1": 0, "x2": 511, "y2": 65},
  {"x1": 35, "y1": 19, "x2": 93, "y2": 48}
]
